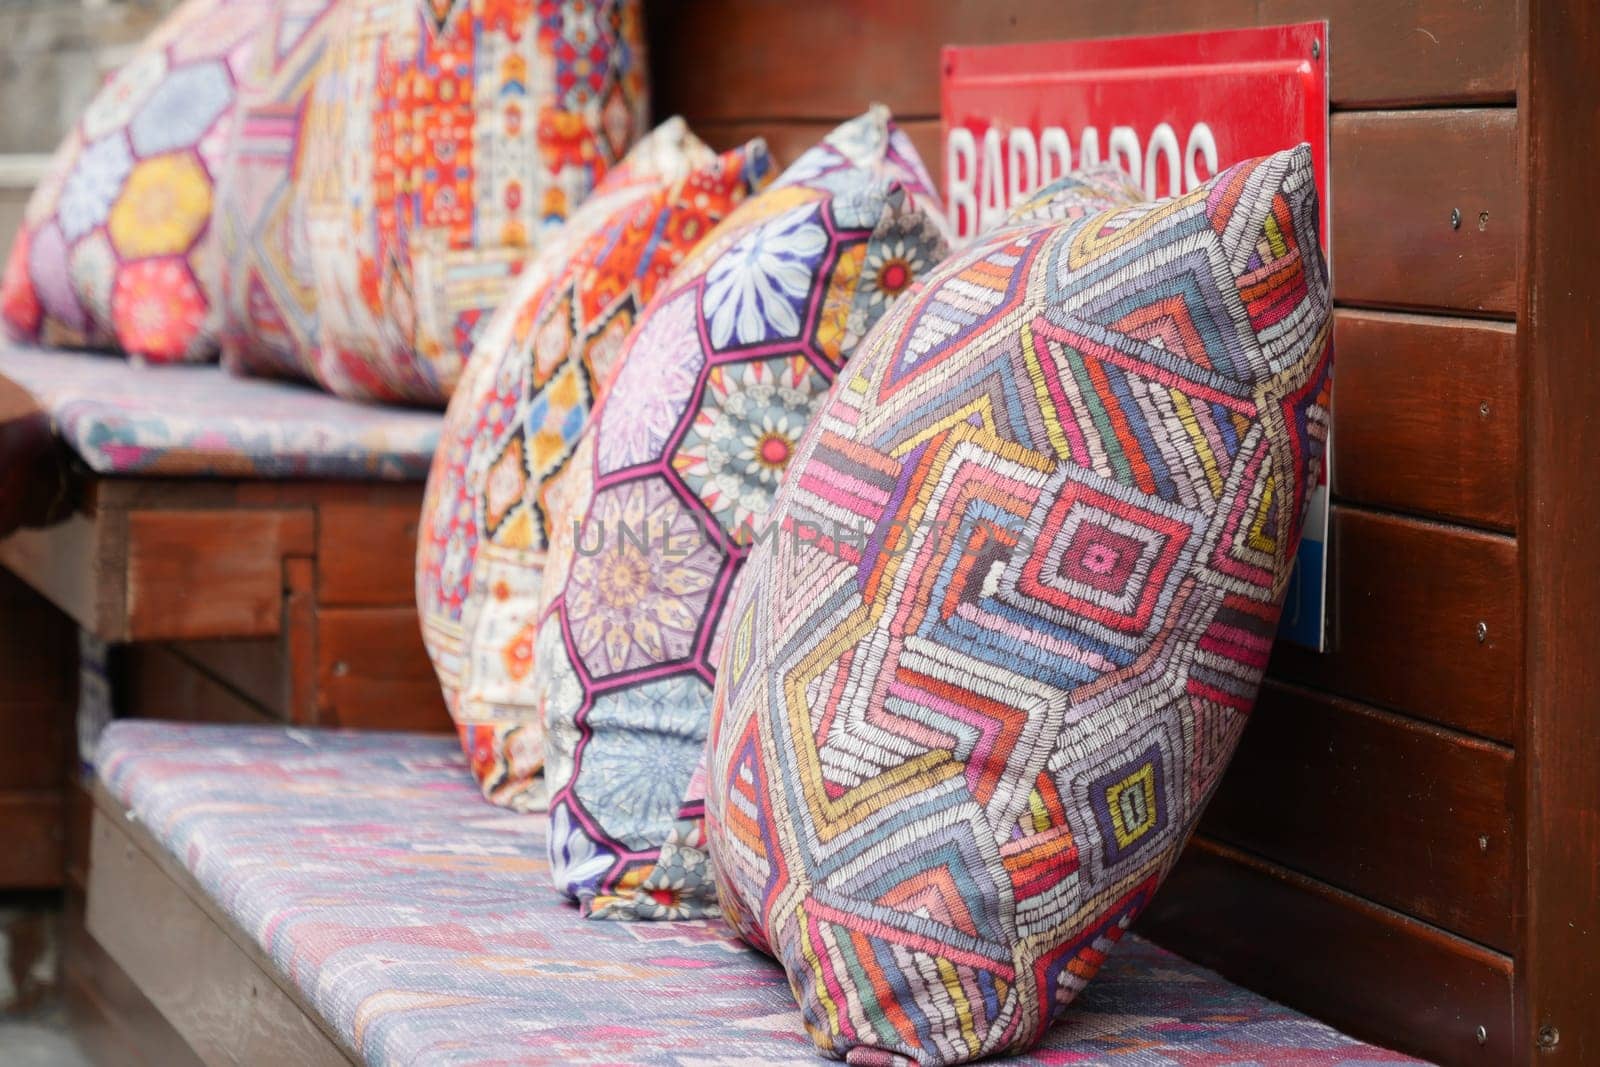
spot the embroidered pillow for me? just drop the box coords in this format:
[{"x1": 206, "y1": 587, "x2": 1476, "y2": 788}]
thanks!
[
  {"x1": 706, "y1": 147, "x2": 1332, "y2": 1064},
  {"x1": 297, "y1": 0, "x2": 649, "y2": 405},
  {"x1": 214, "y1": 0, "x2": 341, "y2": 381},
  {"x1": 0, "y1": 0, "x2": 272, "y2": 362},
  {"x1": 417, "y1": 120, "x2": 773, "y2": 805},
  {"x1": 535, "y1": 108, "x2": 949, "y2": 920}
]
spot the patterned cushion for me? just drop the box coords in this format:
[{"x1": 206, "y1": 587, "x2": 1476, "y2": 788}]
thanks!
[
  {"x1": 0, "y1": 0, "x2": 271, "y2": 363},
  {"x1": 296, "y1": 0, "x2": 649, "y2": 406},
  {"x1": 706, "y1": 148, "x2": 1333, "y2": 1064},
  {"x1": 213, "y1": 0, "x2": 341, "y2": 381},
  {"x1": 95, "y1": 721, "x2": 1416, "y2": 1066},
  {"x1": 532, "y1": 109, "x2": 951, "y2": 922},
  {"x1": 417, "y1": 120, "x2": 773, "y2": 804},
  {"x1": 0, "y1": 343, "x2": 437, "y2": 479}
]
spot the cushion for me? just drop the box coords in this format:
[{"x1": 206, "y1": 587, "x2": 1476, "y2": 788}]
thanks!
[
  {"x1": 296, "y1": 0, "x2": 649, "y2": 405},
  {"x1": 706, "y1": 147, "x2": 1333, "y2": 1063},
  {"x1": 213, "y1": 0, "x2": 342, "y2": 381},
  {"x1": 533, "y1": 108, "x2": 951, "y2": 921},
  {"x1": 95, "y1": 721, "x2": 1417, "y2": 1066},
  {"x1": 0, "y1": 343, "x2": 437, "y2": 479},
  {"x1": 0, "y1": 0, "x2": 272, "y2": 363},
  {"x1": 416, "y1": 120, "x2": 773, "y2": 804}
]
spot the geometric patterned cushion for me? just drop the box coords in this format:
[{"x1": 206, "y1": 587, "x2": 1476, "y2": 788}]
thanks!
[
  {"x1": 416, "y1": 121, "x2": 773, "y2": 804},
  {"x1": 93, "y1": 721, "x2": 1418, "y2": 1067},
  {"x1": 214, "y1": 0, "x2": 342, "y2": 382},
  {"x1": 295, "y1": 0, "x2": 650, "y2": 406},
  {"x1": 706, "y1": 147, "x2": 1334, "y2": 1064},
  {"x1": 535, "y1": 109, "x2": 951, "y2": 922},
  {"x1": 0, "y1": 0, "x2": 272, "y2": 363}
]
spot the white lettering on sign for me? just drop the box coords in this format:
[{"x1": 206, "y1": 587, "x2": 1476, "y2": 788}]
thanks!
[{"x1": 946, "y1": 121, "x2": 1220, "y2": 238}]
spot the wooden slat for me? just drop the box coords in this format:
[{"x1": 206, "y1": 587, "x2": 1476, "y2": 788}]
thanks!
[
  {"x1": 0, "y1": 508, "x2": 124, "y2": 639},
  {"x1": 284, "y1": 558, "x2": 319, "y2": 725},
  {"x1": 0, "y1": 791, "x2": 64, "y2": 887},
  {"x1": 125, "y1": 510, "x2": 313, "y2": 640},
  {"x1": 316, "y1": 608, "x2": 450, "y2": 732},
  {"x1": 317, "y1": 499, "x2": 421, "y2": 607},
  {"x1": 87, "y1": 806, "x2": 353, "y2": 1067},
  {"x1": 1141, "y1": 836, "x2": 1515, "y2": 1067},
  {"x1": 123, "y1": 646, "x2": 280, "y2": 727},
  {"x1": 1331, "y1": 310, "x2": 1519, "y2": 531},
  {"x1": 1331, "y1": 108, "x2": 1520, "y2": 316},
  {"x1": 1272, "y1": 506, "x2": 1519, "y2": 743},
  {"x1": 1202, "y1": 681, "x2": 1515, "y2": 950},
  {"x1": 648, "y1": 0, "x2": 1517, "y2": 119}
]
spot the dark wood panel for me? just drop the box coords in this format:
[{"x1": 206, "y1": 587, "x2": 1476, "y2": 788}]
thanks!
[
  {"x1": 316, "y1": 608, "x2": 450, "y2": 732},
  {"x1": 317, "y1": 498, "x2": 422, "y2": 607},
  {"x1": 1272, "y1": 506, "x2": 1518, "y2": 743},
  {"x1": 170, "y1": 638, "x2": 288, "y2": 719},
  {"x1": 123, "y1": 645, "x2": 280, "y2": 727},
  {"x1": 1520, "y1": 1, "x2": 1600, "y2": 1061},
  {"x1": 0, "y1": 701, "x2": 69, "y2": 791},
  {"x1": 648, "y1": 0, "x2": 1517, "y2": 120},
  {"x1": 1331, "y1": 310, "x2": 1518, "y2": 531},
  {"x1": 0, "y1": 790, "x2": 64, "y2": 887},
  {"x1": 1203, "y1": 681, "x2": 1514, "y2": 950},
  {"x1": 0, "y1": 567, "x2": 74, "y2": 704},
  {"x1": 1331, "y1": 108, "x2": 1519, "y2": 316},
  {"x1": 1141, "y1": 837, "x2": 1515, "y2": 1067}
]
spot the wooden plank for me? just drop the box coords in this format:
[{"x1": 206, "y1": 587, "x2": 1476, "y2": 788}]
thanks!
[
  {"x1": 87, "y1": 806, "x2": 354, "y2": 1067},
  {"x1": 0, "y1": 508, "x2": 125, "y2": 640},
  {"x1": 124, "y1": 510, "x2": 313, "y2": 640},
  {"x1": 1141, "y1": 836, "x2": 1515, "y2": 1067},
  {"x1": 696, "y1": 109, "x2": 1522, "y2": 318},
  {"x1": 316, "y1": 499, "x2": 422, "y2": 607},
  {"x1": 284, "y1": 558, "x2": 319, "y2": 725},
  {"x1": 170, "y1": 639, "x2": 288, "y2": 719},
  {"x1": 1520, "y1": 1, "x2": 1600, "y2": 1061},
  {"x1": 648, "y1": 0, "x2": 1516, "y2": 120},
  {"x1": 1331, "y1": 310, "x2": 1518, "y2": 531},
  {"x1": 1203, "y1": 681, "x2": 1515, "y2": 950},
  {"x1": 1331, "y1": 108, "x2": 1520, "y2": 317},
  {"x1": 0, "y1": 790, "x2": 63, "y2": 887},
  {"x1": 123, "y1": 646, "x2": 280, "y2": 727},
  {"x1": 1272, "y1": 506, "x2": 1519, "y2": 743},
  {"x1": 316, "y1": 607, "x2": 450, "y2": 732}
]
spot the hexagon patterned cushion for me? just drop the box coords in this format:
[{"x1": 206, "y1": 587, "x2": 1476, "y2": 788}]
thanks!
[
  {"x1": 533, "y1": 108, "x2": 949, "y2": 921},
  {"x1": 705, "y1": 147, "x2": 1332, "y2": 1064},
  {"x1": 0, "y1": 0, "x2": 273, "y2": 363},
  {"x1": 296, "y1": 0, "x2": 649, "y2": 406},
  {"x1": 416, "y1": 120, "x2": 773, "y2": 806},
  {"x1": 213, "y1": 0, "x2": 341, "y2": 382}
]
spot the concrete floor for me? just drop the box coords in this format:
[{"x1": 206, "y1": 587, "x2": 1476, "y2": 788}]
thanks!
[{"x1": 0, "y1": 1002, "x2": 93, "y2": 1067}]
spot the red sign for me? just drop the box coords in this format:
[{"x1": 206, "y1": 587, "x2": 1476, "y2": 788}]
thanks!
[
  {"x1": 941, "y1": 23, "x2": 1331, "y2": 650},
  {"x1": 941, "y1": 23, "x2": 1329, "y2": 245}
]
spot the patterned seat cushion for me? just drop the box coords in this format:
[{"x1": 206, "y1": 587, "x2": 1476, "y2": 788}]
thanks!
[
  {"x1": 0, "y1": 0, "x2": 272, "y2": 363},
  {"x1": 706, "y1": 148, "x2": 1333, "y2": 1064},
  {"x1": 0, "y1": 343, "x2": 437, "y2": 479},
  {"x1": 95, "y1": 721, "x2": 1417, "y2": 1066},
  {"x1": 533, "y1": 109, "x2": 951, "y2": 921},
  {"x1": 295, "y1": 0, "x2": 649, "y2": 406},
  {"x1": 417, "y1": 120, "x2": 772, "y2": 804}
]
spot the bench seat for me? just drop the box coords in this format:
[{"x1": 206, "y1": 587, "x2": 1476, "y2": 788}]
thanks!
[{"x1": 91, "y1": 720, "x2": 1422, "y2": 1066}]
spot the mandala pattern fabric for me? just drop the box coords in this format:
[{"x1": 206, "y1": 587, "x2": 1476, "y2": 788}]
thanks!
[
  {"x1": 0, "y1": 0, "x2": 271, "y2": 363},
  {"x1": 417, "y1": 121, "x2": 772, "y2": 805},
  {"x1": 536, "y1": 109, "x2": 950, "y2": 921},
  {"x1": 95, "y1": 721, "x2": 1416, "y2": 1067},
  {"x1": 214, "y1": 0, "x2": 341, "y2": 382},
  {"x1": 297, "y1": 0, "x2": 649, "y2": 405},
  {"x1": 706, "y1": 148, "x2": 1333, "y2": 1064},
  {"x1": 0, "y1": 343, "x2": 438, "y2": 479}
]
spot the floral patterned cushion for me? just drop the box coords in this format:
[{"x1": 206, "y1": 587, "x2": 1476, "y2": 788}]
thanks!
[
  {"x1": 417, "y1": 120, "x2": 772, "y2": 806},
  {"x1": 295, "y1": 0, "x2": 649, "y2": 406},
  {"x1": 213, "y1": 0, "x2": 342, "y2": 382},
  {"x1": 533, "y1": 108, "x2": 949, "y2": 922},
  {"x1": 0, "y1": 0, "x2": 272, "y2": 363},
  {"x1": 705, "y1": 148, "x2": 1332, "y2": 1064}
]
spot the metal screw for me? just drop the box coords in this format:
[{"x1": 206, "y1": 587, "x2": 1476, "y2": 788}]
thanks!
[
  {"x1": 1478, "y1": 834, "x2": 1490, "y2": 853},
  {"x1": 1451, "y1": 208, "x2": 1462, "y2": 229},
  {"x1": 333, "y1": 660, "x2": 351, "y2": 677},
  {"x1": 1311, "y1": 39, "x2": 1321, "y2": 60},
  {"x1": 1479, "y1": 211, "x2": 1490, "y2": 231},
  {"x1": 1476, "y1": 621, "x2": 1488, "y2": 643},
  {"x1": 1538, "y1": 1025, "x2": 1560, "y2": 1050},
  {"x1": 1479, "y1": 401, "x2": 1490, "y2": 417},
  {"x1": 1476, "y1": 1025, "x2": 1488, "y2": 1045}
]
